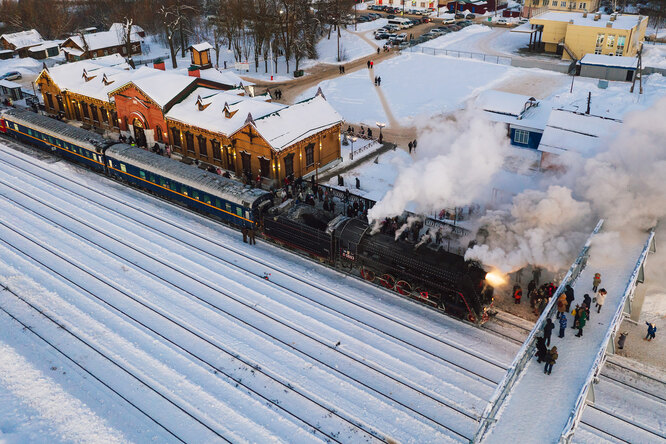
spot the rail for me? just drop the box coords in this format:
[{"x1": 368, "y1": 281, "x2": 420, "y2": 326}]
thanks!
[
  {"x1": 559, "y1": 228, "x2": 656, "y2": 443},
  {"x1": 404, "y1": 45, "x2": 512, "y2": 65},
  {"x1": 473, "y1": 219, "x2": 604, "y2": 443}
]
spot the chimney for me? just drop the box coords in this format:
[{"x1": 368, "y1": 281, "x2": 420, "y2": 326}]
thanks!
[
  {"x1": 188, "y1": 65, "x2": 200, "y2": 77},
  {"x1": 582, "y1": 11, "x2": 587, "y2": 18},
  {"x1": 606, "y1": 21, "x2": 613, "y2": 28},
  {"x1": 594, "y1": 13, "x2": 601, "y2": 20},
  {"x1": 153, "y1": 58, "x2": 165, "y2": 71}
]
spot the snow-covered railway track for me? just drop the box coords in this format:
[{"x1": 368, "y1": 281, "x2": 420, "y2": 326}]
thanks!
[
  {"x1": 0, "y1": 284, "x2": 230, "y2": 444},
  {"x1": 0, "y1": 145, "x2": 513, "y2": 384},
  {"x1": 0, "y1": 148, "x2": 499, "y2": 442},
  {"x1": 580, "y1": 404, "x2": 666, "y2": 443}
]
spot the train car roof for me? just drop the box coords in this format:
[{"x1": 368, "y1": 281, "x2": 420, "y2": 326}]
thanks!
[
  {"x1": 1, "y1": 107, "x2": 108, "y2": 151},
  {"x1": 105, "y1": 143, "x2": 270, "y2": 207}
]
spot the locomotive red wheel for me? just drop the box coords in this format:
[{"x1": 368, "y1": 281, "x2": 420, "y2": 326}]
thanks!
[
  {"x1": 482, "y1": 312, "x2": 490, "y2": 323},
  {"x1": 360, "y1": 268, "x2": 375, "y2": 282},
  {"x1": 468, "y1": 314, "x2": 477, "y2": 323},
  {"x1": 396, "y1": 280, "x2": 412, "y2": 295},
  {"x1": 379, "y1": 274, "x2": 395, "y2": 290}
]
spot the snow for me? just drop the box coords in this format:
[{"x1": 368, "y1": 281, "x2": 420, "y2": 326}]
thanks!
[
  {"x1": 417, "y1": 25, "x2": 493, "y2": 50},
  {"x1": 0, "y1": 141, "x2": 522, "y2": 442},
  {"x1": 189, "y1": 42, "x2": 213, "y2": 52},
  {"x1": 642, "y1": 44, "x2": 666, "y2": 69},
  {"x1": 475, "y1": 89, "x2": 537, "y2": 117},
  {"x1": 0, "y1": 29, "x2": 43, "y2": 50},
  {"x1": 64, "y1": 24, "x2": 142, "y2": 52},
  {"x1": 531, "y1": 12, "x2": 646, "y2": 31},
  {"x1": 579, "y1": 54, "x2": 638, "y2": 69},
  {"x1": 483, "y1": 233, "x2": 650, "y2": 443},
  {"x1": 128, "y1": 71, "x2": 197, "y2": 108},
  {"x1": 309, "y1": 29, "x2": 377, "y2": 65},
  {"x1": 538, "y1": 109, "x2": 623, "y2": 157}
]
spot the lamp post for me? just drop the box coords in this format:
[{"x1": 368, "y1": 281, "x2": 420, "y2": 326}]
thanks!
[
  {"x1": 376, "y1": 122, "x2": 385, "y2": 142},
  {"x1": 350, "y1": 136, "x2": 357, "y2": 160}
]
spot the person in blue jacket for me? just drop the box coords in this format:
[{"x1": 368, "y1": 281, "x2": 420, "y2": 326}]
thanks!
[
  {"x1": 645, "y1": 322, "x2": 657, "y2": 341},
  {"x1": 558, "y1": 313, "x2": 567, "y2": 338}
]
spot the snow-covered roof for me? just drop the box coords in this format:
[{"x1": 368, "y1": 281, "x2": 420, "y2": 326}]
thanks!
[
  {"x1": 482, "y1": 99, "x2": 553, "y2": 132},
  {"x1": 190, "y1": 42, "x2": 213, "y2": 52},
  {"x1": 538, "y1": 109, "x2": 622, "y2": 156},
  {"x1": 0, "y1": 29, "x2": 43, "y2": 50},
  {"x1": 531, "y1": 12, "x2": 646, "y2": 31},
  {"x1": 579, "y1": 54, "x2": 638, "y2": 69},
  {"x1": 253, "y1": 94, "x2": 343, "y2": 151},
  {"x1": 0, "y1": 79, "x2": 22, "y2": 89},
  {"x1": 65, "y1": 23, "x2": 142, "y2": 52},
  {"x1": 27, "y1": 40, "x2": 61, "y2": 52},
  {"x1": 166, "y1": 86, "x2": 286, "y2": 137},
  {"x1": 127, "y1": 72, "x2": 197, "y2": 108},
  {"x1": 40, "y1": 58, "x2": 138, "y2": 102},
  {"x1": 105, "y1": 143, "x2": 271, "y2": 207},
  {"x1": 476, "y1": 90, "x2": 538, "y2": 118},
  {"x1": 174, "y1": 66, "x2": 253, "y2": 87}
]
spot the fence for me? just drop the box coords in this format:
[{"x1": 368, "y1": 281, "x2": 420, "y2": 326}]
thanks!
[
  {"x1": 473, "y1": 219, "x2": 605, "y2": 443},
  {"x1": 133, "y1": 54, "x2": 171, "y2": 66},
  {"x1": 405, "y1": 45, "x2": 512, "y2": 65},
  {"x1": 558, "y1": 229, "x2": 656, "y2": 443}
]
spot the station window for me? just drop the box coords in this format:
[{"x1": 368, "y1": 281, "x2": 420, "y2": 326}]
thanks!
[{"x1": 513, "y1": 129, "x2": 529, "y2": 145}]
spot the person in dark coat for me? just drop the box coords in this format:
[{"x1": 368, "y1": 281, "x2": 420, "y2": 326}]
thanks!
[
  {"x1": 572, "y1": 304, "x2": 581, "y2": 329},
  {"x1": 544, "y1": 346, "x2": 558, "y2": 375},
  {"x1": 543, "y1": 318, "x2": 555, "y2": 346},
  {"x1": 249, "y1": 228, "x2": 256, "y2": 245},
  {"x1": 583, "y1": 294, "x2": 592, "y2": 320},
  {"x1": 558, "y1": 313, "x2": 567, "y2": 338},
  {"x1": 528, "y1": 280, "x2": 536, "y2": 298},
  {"x1": 408, "y1": 141, "x2": 413, "y2": 153},
  {"x1": 242, "y1": 227, "x2": 248, "y2": 243},
  {"x1": 618, "y1": 331, "x2": 628, "y2": 349},
  {"x1": 535, "y1": 336, "x2": 548, "y2": 363},
  {"x1": 575, "y1": 308, "x2": 587, "y2": 337},
  {"x1": 645, "y1": 322, "x2": 657, "y2": 341},
  {"x1": 565, "y1": 284, "x2": 575, "y2": 312}
]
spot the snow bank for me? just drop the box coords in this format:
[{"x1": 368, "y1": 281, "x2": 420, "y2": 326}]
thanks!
[{"x1": 642, "y1": 44, "x2": 666, "y2": 69}]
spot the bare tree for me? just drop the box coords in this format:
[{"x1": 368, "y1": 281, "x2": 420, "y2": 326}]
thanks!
[{"x1": 158, "y1": 4, "x2": 182, "y2": 68}]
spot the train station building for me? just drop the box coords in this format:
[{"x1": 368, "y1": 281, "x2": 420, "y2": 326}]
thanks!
[{"x1": 35, "y1": 46, "x2": 343, "y2": 185}]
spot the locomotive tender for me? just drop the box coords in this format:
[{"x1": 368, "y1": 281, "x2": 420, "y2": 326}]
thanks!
[{"x1": 1, "y1": 107, "x2": 494, "y2": 323}]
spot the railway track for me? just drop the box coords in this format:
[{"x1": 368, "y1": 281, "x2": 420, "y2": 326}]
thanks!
[
  {"x1": 581, "y1": 404, "x2": 666, "y2": 442},
  {"x1": 0, "y1": 145, "x2": 513, "y2": 379},
  {"x1": 481, "y1": 311, "x2": 533, "y2": 345},
  {"x1": 0, "y1": 151, "x2": 500, "y2": 441}
]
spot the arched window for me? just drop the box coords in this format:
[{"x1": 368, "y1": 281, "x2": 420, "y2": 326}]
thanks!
[{"x1": 156, "y1": 125, "x2": 163, "y2": 143}]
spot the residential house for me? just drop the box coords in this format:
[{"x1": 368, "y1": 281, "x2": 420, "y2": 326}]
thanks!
[
  {"x1": 61, "y1": 23, "x2": 143, "y2": 62},
  {"x1": 0, "y1": 29, "x2": 43, "y2": 57}
]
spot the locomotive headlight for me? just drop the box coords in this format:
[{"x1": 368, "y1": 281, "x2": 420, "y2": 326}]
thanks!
[{"x1": 485, "y1": 271, "x2": 507, "y2": 287}]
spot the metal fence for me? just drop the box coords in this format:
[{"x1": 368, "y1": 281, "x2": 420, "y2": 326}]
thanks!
[
  {"x1": 405, "y1": 45, "x2": 512, "y2": 65},
  {"x1": 473, "y1": 219, "x2": 605, "y2": 443},
  {"x1": 558, "y1": 229, "x2": 656, "y2": 443}
]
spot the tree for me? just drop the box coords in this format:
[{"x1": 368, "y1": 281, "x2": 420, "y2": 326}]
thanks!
[{"x1": 158, "y1": 4, "x2": 182, "y2": 68}]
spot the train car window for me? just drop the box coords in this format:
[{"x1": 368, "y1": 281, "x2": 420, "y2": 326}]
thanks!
[
  {"x1": 245, "y1": 210, "x2": 251, "y2": 219},
  {"x1": 169, "y1": 182, "x2": 177, "y2": 191},
  {"x1": 225, "y1": 203, "x2": 231, "y2": 212},
  {"x1": 13, "y1": 124, "x2": 18, "y2": 130},
  {"x1": 55, "y1": 139, "x2": 60, "y2": 146},
  {"x1": 108, "y1": 159, "x2": 113, "y2": 167},
  {"x1": 181, "y1": 185, "x2": 188, "y2": 196},
  {"x1": 139, "y1": 170, "x2": 146, "y2": 179},
  {"x1": 150, "y1": 174, "x2": 156, "y2": 183},
  {"x1": 159, "y1": 177, "x2": 166, "y2": 186},
  {"x1": 48, "y1": 136, "x2": 53, "y2": 144},
  {"x1": 204, "y1": 195, "x2": 211, "y2": 205},
  {"x1": 236, "y1": 207, "x2": 243, "y2": 217},
  {"x1": 27, "y1": 128, "x2": 32, "y2": 136},
  {"x1": 215, "y1": 198, "x2": 221, "y2": 208},
  {"x1": 120, "y1": 163, "x2": 126, "y2": 173},
  {"x1": 192, "y1": 190, "x2": 199, "y2": 200}
]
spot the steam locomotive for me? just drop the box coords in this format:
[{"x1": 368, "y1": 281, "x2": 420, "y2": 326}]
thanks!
[{"x1": 0, "y1": 107, "x2": 494, "y2": 323}]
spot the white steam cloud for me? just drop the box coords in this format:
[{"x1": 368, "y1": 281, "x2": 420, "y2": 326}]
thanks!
[{"x1": 367, "y1": 110, "x2": 511, "y2": 222}]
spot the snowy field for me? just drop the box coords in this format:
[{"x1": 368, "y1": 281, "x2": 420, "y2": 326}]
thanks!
[
  {"x1": 642, "y1": 44, "x2": 666, "y2": 69},
  {"x1": 416, "y1": 25, "x2": 539, "y2": 57},
  {"x1": 0, "y1": 141, "x2": 521, "y2": 443}
]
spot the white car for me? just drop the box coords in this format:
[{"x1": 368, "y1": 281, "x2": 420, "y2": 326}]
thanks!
[{"x1": 442, "y1": 18, "x2": 455, "y2": 24}]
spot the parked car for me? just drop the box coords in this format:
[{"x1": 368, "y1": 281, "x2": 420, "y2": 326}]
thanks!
[
  {"x1": 442, "y1": 18, "x2": 455, "y2": 24},
  {"x1": 496, "y1": 18, "x2": 508, "y2": 25},
  {"x1": 467, "y1": 13, "x2": 476, "y2": 19},
  {"x1": 375, "y1": 32, "x2": 390, "y2": 40},
  {"x1": 0, "y1": 71, "x2": 21, "y2": 81},
  {"x1": 387, "y1": 14, "x2": 396, "y2": 19},
  {"x1": 456, "y1": 13, "x2": 466, "y2": 19},
  {"x1": 518, "y1": 17, "x2": 529, "y2": 24}
]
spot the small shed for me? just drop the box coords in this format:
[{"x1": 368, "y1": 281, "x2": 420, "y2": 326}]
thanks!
[
  {"x1": 0, "y1": 79, "x2": 24, "y2": 101},
  {"x1": 579, "y1": 54, "x2": 638, "y2": 82},
  {"x1": 27, "y1": 41, "x2": 61, "y2": 59},
  {"x1": 0, "y1": 49, "x2": 13, "y2": 60},
  {"x1": 189, "y1": 42, "x2": 213, "y2": 70}
]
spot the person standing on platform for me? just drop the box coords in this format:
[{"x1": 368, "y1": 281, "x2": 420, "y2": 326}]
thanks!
[
  {"x1": 592, "y1": 273, "x2": 601, "y2": 293},
  {"x1": 558, "y1": 312, "x2": 567, "y2": 338},
  {"x1": 513, "y1": 285, "x2": 522, "y2": 304},
  {"x1": 565, "y1": 284, "x2": 575, "y2": 312},
  {"x1": 556, "y1": 293, "x2": 567, "y2": 318},
  {"x1": 536, "y1": 336, "x2": 548, "y2": 363},
  {"x1": 618, "y1": 331, "x2": 628, "y2": 349},
  {"x1": 645, "y1": 322, "x2": 657, "y2": 341},
  {"x1": 595, "y1": 288, "x2": 607, "y2": 313},
  {"x1": 242, "y1": 228, "x2": 248, "y2": 243},
  {"x1": 543, "y1": 318, "x2": 555, "y2": 346},
  {"x1": 544, "y1": 346, "x2": 558, "y2": 375},
  {"x1": 575, "y1": 308, "x2": 587, "y2": 337}
]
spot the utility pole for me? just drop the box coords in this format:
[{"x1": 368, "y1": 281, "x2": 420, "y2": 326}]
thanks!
[
  {"x1": 630, "y1": 44, "x2": 643, "y2": 94},
  {"x1": 585, "y1": 91, "x2": 591, "y2": 114}
]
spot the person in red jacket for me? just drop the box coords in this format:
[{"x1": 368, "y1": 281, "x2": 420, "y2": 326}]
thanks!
[{"x1": 513, "y1": 285, "x2": 522, "y2": 304}]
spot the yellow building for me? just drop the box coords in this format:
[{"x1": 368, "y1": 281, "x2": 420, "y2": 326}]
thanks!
[
  {"x1": 529, "y1": 11, "x2": 648, "y2": 60},
  {"x1": 522, "y1": 0, "x2": 600, "y2": 19}
]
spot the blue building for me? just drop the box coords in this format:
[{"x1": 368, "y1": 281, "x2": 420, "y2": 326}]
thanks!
[{"x1": 476, "y1": 90, "x2": 552, "y2": 149}]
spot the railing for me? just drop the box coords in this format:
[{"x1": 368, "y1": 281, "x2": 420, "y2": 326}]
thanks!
[
  {"x1": 348, "y1": 140, "x2": 380, "y2": 160},
  {"x1": 404, "y1": 45, "x2": 512, "y2": 65},
  {"x1": 473, "y1": 219, "x2": 604, "y2": 443},
  {"x1": 559, "y1": 228, "x2": 656, "y2": 443}
]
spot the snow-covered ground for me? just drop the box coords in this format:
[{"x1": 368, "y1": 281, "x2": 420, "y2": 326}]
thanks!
[
  {"x1": 0, "y1": 141, "x2": 521, "y2": 443},
  {"x1": 642, "y1": 44, "x2": 666, "y2": 69}
]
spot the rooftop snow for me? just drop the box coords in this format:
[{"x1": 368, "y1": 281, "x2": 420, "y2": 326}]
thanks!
[
  {"x1": 475, "y1": 90, "x2": 537, "y2": 118},
  {"x1": 580, "y1": 54, "x2": 638, "y2": 69},
  {"x1": 0, "y1": 79, "x2": 22, "y2": 89},
  {"x1": 27, "y1": 41, "x2": 61, "y2": 52},
  {"x1": 190, "y1": 42, "x2": 213, "y2": 52},
  {"x1": 0, "y1": 29, "x2": 43, "y2": 49},
  {"x1": 65, "y1": 24, "x2": 142, "y2": 52},
  {"x1": 538, "y1": 109, "x2": 622, "y2": 156},
  {"x1": 531, "y1": 12, "x2": 646, "y2": 30},
  {"x1": 166, "y1": 86, "x2": 286, "y2": 137},
  {"x1": 253, "y1": 95, "x2": 343, "y2": 151},
  {"x1": 482, "y1": 99, "x2": 553, "y2": 131},
  {"x1": 128, "y1": 72, "x2": 197, "y2": 108}
]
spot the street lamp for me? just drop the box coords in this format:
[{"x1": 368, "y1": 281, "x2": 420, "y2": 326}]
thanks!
[
  {"x1": 376, "y1": 122, "x2": 385, "y2": 142},
  {"x1": 350, "y1": 136, "x2": 357, "y2": 160}
]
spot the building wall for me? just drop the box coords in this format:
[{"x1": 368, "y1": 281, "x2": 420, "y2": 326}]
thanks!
[
  {"x1": 62, "y1": 40, "x2": 141, "y2": 62},
  {"x1": 166, "y1": 119, "x2": 233, "y2": 169},
  {"x1": 112, "y1": 85, "x2": 168, "y2": 146},
  {"x1": 580, "y1": 64, "x2": 634, "y2": 81},
  {"x1": 510, "y1": 127, "x2": 543, "y2": 149},
  {"x1": 531, "y1": 15, "x2": 647, "y2": 60},
  {"x1": 522, "y1": 0, "x2": 599, "y2": 17}
]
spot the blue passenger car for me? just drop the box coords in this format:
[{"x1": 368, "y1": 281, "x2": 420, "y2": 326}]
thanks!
[
  {"x1": 0, "y1": 108, "x2": 108, "y2": 172},
  {"x1": 105, "y1": 144, "x2": 272, "y2": 229}
]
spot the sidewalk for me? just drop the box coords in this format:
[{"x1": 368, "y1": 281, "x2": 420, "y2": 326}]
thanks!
[{"x1": 484, "y1": 235, "x2": 647, "y2": 443}]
